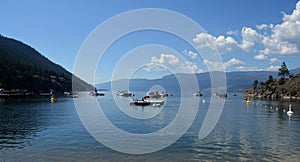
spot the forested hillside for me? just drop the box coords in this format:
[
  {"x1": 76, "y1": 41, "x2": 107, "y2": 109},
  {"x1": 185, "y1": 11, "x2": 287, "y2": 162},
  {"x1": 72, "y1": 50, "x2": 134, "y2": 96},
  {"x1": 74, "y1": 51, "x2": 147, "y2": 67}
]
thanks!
[{"x1": 0, "y1": 35, "x2": 92, "y2": 93}]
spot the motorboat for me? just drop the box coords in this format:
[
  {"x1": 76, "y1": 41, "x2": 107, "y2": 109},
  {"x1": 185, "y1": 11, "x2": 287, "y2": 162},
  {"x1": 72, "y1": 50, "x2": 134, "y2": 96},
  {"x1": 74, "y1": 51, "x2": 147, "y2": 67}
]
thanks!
[
  {"x1": 194, "y1": 91, "x2": 203, "y2": 96},
  {"x1": 64, "y1": 92, "x2": 78, "y2": 98},
  {"x1": 89, "y1": 91, "x2": 105, "y2": 96},
  {"x1": 146, "y1": 91, "x2": 161, "y2": 98},
  {"x1": 160, "y1": 91, "x2": 169, "y2": 97},
  {"x1": 144, "y1": 98, "x2": 165, "y2": 105},
  {"x1": 216, "y1": 93, "x2": 227, "y2": 98},
  {"x1": 116, "y1": 90, "x2": 132, "y2": 97},
  {"x1": 130, "y1": 99, "x2": 151, "y2": 106},
  {"x1": 130, "y1": 97, "x2": 164, "y2": 106}
]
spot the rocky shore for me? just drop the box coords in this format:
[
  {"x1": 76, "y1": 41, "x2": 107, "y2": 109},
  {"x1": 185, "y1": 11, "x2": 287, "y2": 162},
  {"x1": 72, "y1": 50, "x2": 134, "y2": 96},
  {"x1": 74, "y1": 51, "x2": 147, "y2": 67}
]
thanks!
[{"x1": 244, "y1": 74, "x2": 300, "y2": 100}]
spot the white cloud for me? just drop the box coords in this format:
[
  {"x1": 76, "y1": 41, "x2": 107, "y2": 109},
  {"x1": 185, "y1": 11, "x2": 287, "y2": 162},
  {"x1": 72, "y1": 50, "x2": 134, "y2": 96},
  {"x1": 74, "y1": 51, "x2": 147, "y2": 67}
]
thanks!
[
  {"x1": 260, "y1": 36, "x2": 300, "y2": 55},
  {"x1": 256, "y1": 24, "x2": 269, "y2": 30},
  {"x1": 179, "y1": 61, "x2": 202, "y2": 73},
  {"x1": 267, "y1": 65, "x2": 280, "y2": 71},
  {"x1": 239, "y1": 27, "x2": 263, "y2": 52},
  {"x1": 151, "y1": 54, "x2": 179, "y2": 66},
  {"x1": 145, "y1": 54, "x2": 202, "y2": 74},
  {"x1": 204, "y1": 58, "x2": 244, "y2": 71},
  {"x1": 203, "y1": 60, "x2": 224, "y2": 71},
  {"x1": 269, "y1": 58, "x2": 280, "y2": 64},
  {"x1": 226, "y1": 30, "x2": 238, "y2": 35},
  {"x1": 144, "y1": 54, "x2": 179, "y2": 72},
  {"x1": 193, "y1": 33, "x2": 239, "y2": 54},
  {"x1": 259, "y1": 1, "x2": 300, "y2": 55},
  {"x1": 236, "y1": 65, "x2": 279, "y2": 71},
  {"x1": 193, "y1": 33, "x2": 218, "y2": 51},
  {"x1": 224, "y1": 58, "x2": 245, "y2": 68},
  {"x1": 236, "y1": 66, "x2": 263, "y2": 71},
  {"x1": 193, "y1": 27, "x2": 263, "y2": 54},
  {"x1": 272, "y1": 2, "x2": 300, "y2": 47},
  {"x1": 184, "y1": 50, "x2": 199, "y2": 59},
  {"x1": 193, "y1": 1, "x2": 300, "y2": 56},
  {"x1": 254, "y1": 54, "x2": 268, "y2": 60}
]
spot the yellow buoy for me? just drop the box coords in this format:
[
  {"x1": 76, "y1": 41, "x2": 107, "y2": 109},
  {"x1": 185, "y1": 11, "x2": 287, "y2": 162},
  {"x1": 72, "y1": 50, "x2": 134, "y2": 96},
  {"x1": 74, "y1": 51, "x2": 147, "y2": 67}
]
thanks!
[
  {"x1": 51, "y1": 94, "x2": 55, "y2": 102},
  {"x1": 246, "y1": 97, "x2": 250, "y2": 104}
]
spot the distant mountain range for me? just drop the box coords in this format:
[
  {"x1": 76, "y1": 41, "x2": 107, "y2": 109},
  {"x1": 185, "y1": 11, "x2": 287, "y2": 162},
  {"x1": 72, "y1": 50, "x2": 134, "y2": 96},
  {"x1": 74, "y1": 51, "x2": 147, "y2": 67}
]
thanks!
[
  {"x1": 97, "y1": 68, "x2": 300, "y2": 94},
  {"x1": 0, "y1": 35, "x2": 93, "y2": 93},
  {"x1": 5, "y1": 34, "x2": 298, "y2": 95}
]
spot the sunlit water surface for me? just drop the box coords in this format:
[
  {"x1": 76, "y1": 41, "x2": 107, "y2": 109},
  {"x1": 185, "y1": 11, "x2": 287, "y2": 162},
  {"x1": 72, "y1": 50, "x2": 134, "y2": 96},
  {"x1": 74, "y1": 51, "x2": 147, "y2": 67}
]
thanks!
[{"x1": 1, "y1": 92, "x2": 300, "y2": 161}]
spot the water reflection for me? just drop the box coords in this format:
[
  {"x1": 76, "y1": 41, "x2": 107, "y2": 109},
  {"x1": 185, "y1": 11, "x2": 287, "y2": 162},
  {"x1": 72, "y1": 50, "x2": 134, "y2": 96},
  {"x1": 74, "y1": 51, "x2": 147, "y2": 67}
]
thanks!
[
  {"x1": 0, "y1": 93, "x2": 300, "y2": 161},
  {"x1": 0, "y1": 98, "x2": 70, "y2": 149}
]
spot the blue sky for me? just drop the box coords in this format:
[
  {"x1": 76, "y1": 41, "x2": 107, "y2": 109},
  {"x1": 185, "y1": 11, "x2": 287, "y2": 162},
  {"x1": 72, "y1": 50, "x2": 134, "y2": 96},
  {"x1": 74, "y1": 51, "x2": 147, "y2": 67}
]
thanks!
[{"x1": 1, "y1": 0, "x2": 300, "y2": 83}]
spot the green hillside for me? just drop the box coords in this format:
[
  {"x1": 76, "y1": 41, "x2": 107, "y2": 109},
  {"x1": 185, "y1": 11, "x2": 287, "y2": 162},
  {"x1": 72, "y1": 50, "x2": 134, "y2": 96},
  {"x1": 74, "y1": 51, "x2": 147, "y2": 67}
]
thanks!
[{"x1": 0, "y1": 35, "x2": 93, "y2": 93}]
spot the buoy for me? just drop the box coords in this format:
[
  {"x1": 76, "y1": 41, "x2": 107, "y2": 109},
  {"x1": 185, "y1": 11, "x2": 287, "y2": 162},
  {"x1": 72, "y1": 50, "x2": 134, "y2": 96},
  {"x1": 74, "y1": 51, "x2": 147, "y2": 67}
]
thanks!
[
  {"x1": 202, "y1": 99, "x2": 205, "y2": 103},
  {"x1": 287, "y1": 104, "x2": 293, "y2": 115},
  {"x1": 51, "y1": 94, "x2": 55, "y2": 102},
  {"x1": 246, "y1": 97, "x2": 250, "y2": 104}
]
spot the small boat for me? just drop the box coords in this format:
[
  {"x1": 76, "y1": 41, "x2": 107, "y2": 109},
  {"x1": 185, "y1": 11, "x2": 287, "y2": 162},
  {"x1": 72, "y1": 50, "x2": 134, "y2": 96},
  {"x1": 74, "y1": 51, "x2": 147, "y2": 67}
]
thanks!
[
  {"x1": 146, "y1": 91, "x2": 161, "y2": 98},
  {"x1": 116, "y1": 90, "x2": 132, "y2": 97},
  {"x1": 89, "y1": 91, "x2": 105, "y2": 96},
  {"x1": 152, "y1": 103, "x2": 161, "y2": 107},
  {"x1": 130, "y1": 99, "x2": 151, "y2": 106},
  {"x1": 64, "y1": 92, "x2": 78, "y2": 98},
  {"x1": 130, "y1": 97, "x2": 165, "y2": 106},
  {"x1": 216, "y1": 93, "x2": 227, "y2": 98},
  {"x1": 287, "y1": 104, "x2": 293, "y2": 115},
  {"x1": 233, "y1": 93, "x2": 237, "y2": 96},
  {"x1": 144, "y1": 99, "x2": 165, "y2": 105},
  {"x1": 194, "y1": 91, "x2": 203, "y2": 96},
  {"x1": 160, "y1": 91, "x2": 169, "y2": 97}
]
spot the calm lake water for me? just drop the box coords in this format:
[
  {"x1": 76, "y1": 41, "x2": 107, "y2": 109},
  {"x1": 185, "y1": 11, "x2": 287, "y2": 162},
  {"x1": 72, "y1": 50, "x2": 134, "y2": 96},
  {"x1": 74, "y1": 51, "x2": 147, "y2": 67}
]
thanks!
[{"x1": 1, "y1": 92, "x2": 300, "y2": 161}]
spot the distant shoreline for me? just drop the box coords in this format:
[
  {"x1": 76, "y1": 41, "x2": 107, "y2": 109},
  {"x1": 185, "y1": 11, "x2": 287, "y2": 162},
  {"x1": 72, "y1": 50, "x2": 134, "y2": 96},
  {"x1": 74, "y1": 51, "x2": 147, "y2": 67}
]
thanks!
[{"x1": 244, "y1": 93, "x2": 300, "y2": 100}]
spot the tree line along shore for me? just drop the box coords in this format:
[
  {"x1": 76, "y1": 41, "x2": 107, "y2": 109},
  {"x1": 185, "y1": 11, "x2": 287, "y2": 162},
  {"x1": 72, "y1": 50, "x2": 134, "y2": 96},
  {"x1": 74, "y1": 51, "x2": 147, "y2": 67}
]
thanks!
[{"x1": 244, "y1": 62, "x2": 300, "y2": 100}]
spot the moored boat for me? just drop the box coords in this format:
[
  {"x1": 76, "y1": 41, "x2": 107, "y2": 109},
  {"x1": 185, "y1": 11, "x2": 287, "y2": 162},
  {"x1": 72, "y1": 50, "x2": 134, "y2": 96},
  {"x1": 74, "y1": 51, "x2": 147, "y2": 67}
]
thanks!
[
  {"x1": 116, "y1": 90, "x2": 132, "y2": 97},
  {"x1": 216, "y1": 93, "x2": 227, "y2": 98},
  {"x1": 160, "y1": 91, "x2": 169, "y2": 97},
  {"x1": 130, "y1": 99, "x2": 151, "y2": 106},
  {"x1": 144, "y1": 98, "x2": 165, "y2": 105},
  {"x1": 194, "y1": 91, "x2": 203, "y2": 96},
  {"x1": 146, "y1": 91, "x2": 161, "y2": 98}
]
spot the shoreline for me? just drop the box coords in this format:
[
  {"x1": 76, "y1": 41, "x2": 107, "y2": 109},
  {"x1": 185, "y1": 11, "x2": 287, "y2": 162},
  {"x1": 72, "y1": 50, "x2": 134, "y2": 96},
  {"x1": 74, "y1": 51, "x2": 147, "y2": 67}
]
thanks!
[{"x1": 244, "y1": 93, "x2": 300, "y2": 100}]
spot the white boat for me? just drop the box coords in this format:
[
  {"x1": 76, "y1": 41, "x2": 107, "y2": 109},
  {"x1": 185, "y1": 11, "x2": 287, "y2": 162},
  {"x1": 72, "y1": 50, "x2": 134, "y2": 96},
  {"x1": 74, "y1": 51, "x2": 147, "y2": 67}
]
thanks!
[
  {"x1": 130, "y1": 100, "x2": 151, "y2": 106},
  {"x1": 116, "y1": 90, "x2": 132, "y2": 97},
  {"x1": 64, "y1": 92, "x2": 78, "y2": 98},
  {"x1": 146, "y1": 91, "x2": 161, "y2": 98},
  {"x1": 160, "y1": 91, "x2": 169, "y2": 97},
  {"x1": 152, "y1": 103, "x2": 162, "y2": 107},
  {"x1": 144, "y1": 98, "x2": 165, "y2": 105},
  {"x1": 89, "y1": 91, "x2": 105, "y2": 96},
  {"x1": 194, "y1": 91, "x2": 203, "y2": 96}
]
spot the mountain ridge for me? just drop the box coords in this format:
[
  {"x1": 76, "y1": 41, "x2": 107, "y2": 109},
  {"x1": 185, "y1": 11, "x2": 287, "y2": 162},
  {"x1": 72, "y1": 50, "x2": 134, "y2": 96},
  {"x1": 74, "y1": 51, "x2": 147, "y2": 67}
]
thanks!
[
  {"x1": 0, "y1": 35, "x2": 93, "y2": 93},
  {"x1": 97, "y1": 68, "x2": 300, "y2": 93}
]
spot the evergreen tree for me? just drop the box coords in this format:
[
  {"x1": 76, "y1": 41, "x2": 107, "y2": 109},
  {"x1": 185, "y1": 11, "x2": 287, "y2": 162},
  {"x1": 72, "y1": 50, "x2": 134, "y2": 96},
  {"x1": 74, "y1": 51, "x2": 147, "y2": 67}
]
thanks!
[
  {"x1": 266, "y1": 75, "x2": 274, "y2": 85},
  {"x1": 278, "y1": 62, "x2": 290, "y2": 79},
  {"x1": 252, "y1": 80, "x2": 258, "y2": 89}
]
